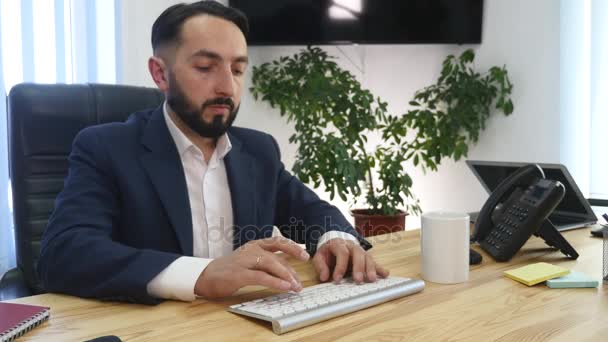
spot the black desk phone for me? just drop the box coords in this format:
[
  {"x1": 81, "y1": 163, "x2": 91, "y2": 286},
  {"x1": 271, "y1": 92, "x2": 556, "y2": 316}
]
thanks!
[{"x1": 472, "y1": 164, "x2": 579, "y2": 262}]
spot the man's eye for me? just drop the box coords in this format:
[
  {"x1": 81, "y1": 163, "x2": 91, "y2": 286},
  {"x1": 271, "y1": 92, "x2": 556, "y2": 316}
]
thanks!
[
  {"x1": 233, "y1": 69, "x2": 244, "y2": 76},
  {"x1": 196, "y1": 66, "x2": 211, "y2": 72}
]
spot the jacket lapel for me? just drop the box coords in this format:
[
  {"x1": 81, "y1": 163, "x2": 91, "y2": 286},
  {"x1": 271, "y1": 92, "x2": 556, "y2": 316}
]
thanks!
[
  {"x1": 224, "y1": 133, "x2": 257, "y2": 249},
  {"x1": 139, "y1": 107, "x2": 193, "y2": 256}
]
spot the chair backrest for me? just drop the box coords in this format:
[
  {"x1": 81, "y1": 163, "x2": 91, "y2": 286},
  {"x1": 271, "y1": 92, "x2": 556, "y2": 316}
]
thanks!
[{"x1": 7, "y1": 83, "x2": 164, "y2": 293}]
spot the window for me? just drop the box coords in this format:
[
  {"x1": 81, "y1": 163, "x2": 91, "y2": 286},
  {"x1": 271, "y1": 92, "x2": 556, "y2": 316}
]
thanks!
[
  {"x1": 589, "y1": 0, "x2": 608, "y2": 200},
  {"x1": 560, "y1": 0, "x2": 608, "y2": 202},
  {"x1": 1, "y1": 0, "x2": 120, "y2": 90}
]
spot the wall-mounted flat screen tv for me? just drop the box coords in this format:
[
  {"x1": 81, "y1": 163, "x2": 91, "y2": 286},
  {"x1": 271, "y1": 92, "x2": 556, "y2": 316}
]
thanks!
[{"x1": 229, "y1": 0, "x2": 484, "y2": 45}]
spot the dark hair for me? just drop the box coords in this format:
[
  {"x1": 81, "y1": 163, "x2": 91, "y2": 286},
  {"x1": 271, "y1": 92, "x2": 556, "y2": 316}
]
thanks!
[{"x1": 151, "y1": 1, "x2": 249, "y2": 54}]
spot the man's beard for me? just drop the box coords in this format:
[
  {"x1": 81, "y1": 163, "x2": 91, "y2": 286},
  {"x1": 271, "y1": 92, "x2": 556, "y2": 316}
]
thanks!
[{"x1": 166, "y1": 72, "x2": 239, "y2": 139}]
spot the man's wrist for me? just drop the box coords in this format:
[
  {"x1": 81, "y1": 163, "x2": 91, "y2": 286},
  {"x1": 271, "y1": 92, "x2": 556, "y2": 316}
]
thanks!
[
  {"x1": 194, "y1": 261, "x2": 213, "y2": 299},
  {"x1": 147, "y1": 256, "x2": 213, "y2": 301}
]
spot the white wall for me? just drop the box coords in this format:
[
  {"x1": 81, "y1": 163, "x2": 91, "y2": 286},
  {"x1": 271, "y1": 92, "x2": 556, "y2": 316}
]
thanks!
[
  {"x1": 120, "y1": 0, "x2": 562, "y2": 228},
  {"x1": 120, "y1": 0, "x2": 184, "y2": 88}
]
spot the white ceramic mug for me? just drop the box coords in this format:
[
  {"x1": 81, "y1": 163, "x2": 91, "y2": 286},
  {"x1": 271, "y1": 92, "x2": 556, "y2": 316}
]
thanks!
[{"x1": 421, "y1": 211, "x2": 470, "y2": 284}]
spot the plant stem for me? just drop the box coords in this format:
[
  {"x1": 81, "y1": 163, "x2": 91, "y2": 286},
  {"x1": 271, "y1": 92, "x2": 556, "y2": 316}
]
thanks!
[{"x1": 358, "y1": 138, "x2": 375, "y2": 208}]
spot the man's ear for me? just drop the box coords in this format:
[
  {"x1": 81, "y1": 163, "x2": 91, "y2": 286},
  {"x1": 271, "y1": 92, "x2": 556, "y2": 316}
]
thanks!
[{"x1": 148, "y1": 56, "x2": 169, "y2": 92}]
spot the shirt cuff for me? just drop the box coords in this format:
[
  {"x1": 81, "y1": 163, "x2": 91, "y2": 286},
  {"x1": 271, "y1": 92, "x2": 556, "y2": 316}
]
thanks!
[
  {"x1": 146, "y1": 256, "x2": 212, "y2": 301},
  {"x1": 317, "y1": 230, "x2": 360, "y2": 249}
]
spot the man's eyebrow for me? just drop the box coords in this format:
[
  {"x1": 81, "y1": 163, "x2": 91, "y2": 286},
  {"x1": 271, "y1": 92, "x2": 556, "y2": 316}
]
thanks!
[
  {"x1": 190, "y1": 49, "x2": 249, "y2": 64},
  {"x1": 234, "y1": 56, "x2": 249, "y2": 64}
]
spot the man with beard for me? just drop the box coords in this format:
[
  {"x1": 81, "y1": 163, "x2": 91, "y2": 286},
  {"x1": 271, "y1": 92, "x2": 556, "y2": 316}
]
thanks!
[{"x1": 38, "y1": 1, "x2": 388, "y2": 304}]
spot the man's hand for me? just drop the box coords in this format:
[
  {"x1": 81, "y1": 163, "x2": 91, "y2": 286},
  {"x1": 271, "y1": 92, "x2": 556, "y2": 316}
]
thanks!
[
  {"x1": 312, "y1": 238, "x2": 389, "y2": 283},
  {"x1": 195, "y1": 237, "x2": 309, "y2": 299}
]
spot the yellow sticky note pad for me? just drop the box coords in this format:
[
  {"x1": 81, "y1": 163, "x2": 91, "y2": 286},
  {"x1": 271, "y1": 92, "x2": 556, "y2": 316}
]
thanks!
[{"x1": 504, "y1": 262, "x2": 570, "y2": 286}]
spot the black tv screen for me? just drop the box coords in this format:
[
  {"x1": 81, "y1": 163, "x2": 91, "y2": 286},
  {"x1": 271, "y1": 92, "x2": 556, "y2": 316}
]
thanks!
[{"x1": 229, "y1": 0, "x2": 484, "y2": 45}]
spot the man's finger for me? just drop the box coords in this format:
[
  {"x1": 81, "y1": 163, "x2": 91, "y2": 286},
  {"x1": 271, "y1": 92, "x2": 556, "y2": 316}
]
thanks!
[
  {"x1": 376, "y1": 262, "x2": 390, "y2": 278},
  {"x1": 276, "y1": 255, "x2": 301, "y2": 286},
  {"x1": 258, "y1": 237, "x2": 310, "y2": 261},
  {"x1": 254, "y1": 252, "x2": 302, "y2": 291},
  {"x1": 350, "y1": 246, "x2": 365, "y2": 283},
  {"x1": 332, "y1": 244, "x2": 350, "y2": 282},
  {"x1": 242, "y1": 270, "x2": 292, "y2": 292},
  {"x1": 312, "y1": 251, "x2": 330, "y2": 282},
  {"x1": 364, "y1": 254, "x2": 377, "y2": 282}
]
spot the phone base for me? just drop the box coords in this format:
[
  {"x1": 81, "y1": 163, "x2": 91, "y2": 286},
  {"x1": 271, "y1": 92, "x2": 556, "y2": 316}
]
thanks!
[{"x1": 534, "y1": 220, "x2": 579, "y2": 259}]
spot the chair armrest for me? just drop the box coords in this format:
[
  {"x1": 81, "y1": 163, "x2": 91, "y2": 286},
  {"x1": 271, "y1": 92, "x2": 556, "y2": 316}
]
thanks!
[{"x1": 0, "y1": 267, "x2": 34, "y2": 300}]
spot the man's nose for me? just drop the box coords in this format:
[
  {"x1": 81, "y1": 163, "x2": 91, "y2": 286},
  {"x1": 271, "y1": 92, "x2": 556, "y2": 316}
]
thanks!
[{"x1": 215, "y1": 66, "x2": 235, "y2": 98}]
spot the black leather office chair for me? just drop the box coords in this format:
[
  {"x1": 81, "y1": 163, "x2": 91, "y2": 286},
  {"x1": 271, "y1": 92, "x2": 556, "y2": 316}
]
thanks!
[{"x1": 0, "y1": 83, "x2": 164, "y2": 300}]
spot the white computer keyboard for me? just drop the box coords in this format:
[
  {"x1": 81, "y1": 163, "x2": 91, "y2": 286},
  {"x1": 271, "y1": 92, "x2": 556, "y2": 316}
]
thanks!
[{"x1": 228, "y1": 276, "x2": 425, "y2": 334}]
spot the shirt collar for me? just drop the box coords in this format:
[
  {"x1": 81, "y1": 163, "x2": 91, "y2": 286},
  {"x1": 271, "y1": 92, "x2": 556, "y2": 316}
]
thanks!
[{"x1": 163, "y1": 101, "x2": 232, "y2": 159}]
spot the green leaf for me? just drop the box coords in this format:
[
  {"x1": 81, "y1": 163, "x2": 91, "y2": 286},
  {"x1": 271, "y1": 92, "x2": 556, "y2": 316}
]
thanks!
[
  {"x1": 460, "y1": 49, "x2": 475, "y2": 64},
  {"x1": 504, "y1": 99, "x2": 514, "y2": 115}
]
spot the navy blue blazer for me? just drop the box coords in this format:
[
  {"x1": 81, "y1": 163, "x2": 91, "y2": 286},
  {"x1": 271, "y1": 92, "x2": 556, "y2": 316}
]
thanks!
[{"x1": 38, "y1": 107, "x2": 370, "y2": 304}]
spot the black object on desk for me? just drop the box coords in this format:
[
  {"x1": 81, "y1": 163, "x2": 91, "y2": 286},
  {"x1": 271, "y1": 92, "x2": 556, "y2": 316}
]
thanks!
[
  {"x1": 469, "y1": 249, "x2": 482, "y2": 265},
  {"x1": 590, "y1": 226, "x2": 607, "y2": 237},
  {"x1": 84, "y1": 336, "x2": 122, "y2": 342},
  {"x1": 473, "y1": 164, "x2": 579, "y2": 261},
  {"x1": 590, "y1": 213, "x2": 608, "y2": 237}
]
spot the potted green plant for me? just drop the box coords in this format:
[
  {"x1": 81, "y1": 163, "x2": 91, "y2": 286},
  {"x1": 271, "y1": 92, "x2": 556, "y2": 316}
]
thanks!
[{"x1": 250, "y1": 47, "x2": 513, "y2": 236}]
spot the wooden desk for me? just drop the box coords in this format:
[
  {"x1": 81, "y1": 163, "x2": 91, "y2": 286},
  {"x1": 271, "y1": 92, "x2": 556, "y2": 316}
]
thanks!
[{"x1": 6, "y1": 229, "x2": 608, "y2": 341}]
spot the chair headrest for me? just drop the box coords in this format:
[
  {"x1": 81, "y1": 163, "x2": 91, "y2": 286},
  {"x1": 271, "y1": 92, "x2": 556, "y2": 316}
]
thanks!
[{"x1": 8, "y1": 83, "x2": 164, "y2": 156}]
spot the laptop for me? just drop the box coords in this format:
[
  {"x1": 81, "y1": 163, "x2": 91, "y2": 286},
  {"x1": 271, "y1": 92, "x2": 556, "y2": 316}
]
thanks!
[{"x1": 466, "y1": 160, "x2": 598, "y2": 231}]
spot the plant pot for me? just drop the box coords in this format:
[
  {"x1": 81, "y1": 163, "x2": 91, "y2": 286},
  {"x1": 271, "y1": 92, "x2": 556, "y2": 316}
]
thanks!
[{"x1": 351, "y1": 209, "x2": 408, "y2": 237}]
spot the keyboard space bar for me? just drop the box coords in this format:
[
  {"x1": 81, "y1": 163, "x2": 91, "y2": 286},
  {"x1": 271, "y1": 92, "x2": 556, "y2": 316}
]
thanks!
[{"x1": 272, "y1": 279, "x2": 425, "y2": 334}]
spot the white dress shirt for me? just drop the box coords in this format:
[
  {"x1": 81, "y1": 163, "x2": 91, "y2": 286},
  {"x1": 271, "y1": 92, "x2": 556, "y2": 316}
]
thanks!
[{"x1": 147, "y1": 102, "x2": 357, "y2": 301}]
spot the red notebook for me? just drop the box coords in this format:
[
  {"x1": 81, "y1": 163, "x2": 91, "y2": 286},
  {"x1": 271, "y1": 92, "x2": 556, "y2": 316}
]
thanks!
[{"x1": 0, "y1": 302, "x2": 50, "y2": 341}]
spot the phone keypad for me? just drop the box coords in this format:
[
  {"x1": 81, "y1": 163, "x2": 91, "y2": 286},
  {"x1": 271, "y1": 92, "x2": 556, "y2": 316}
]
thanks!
[
  {"x1": 507, "y1": 205, "x2": 529, "y2": 221},
  {"x1": 485, "y1": 206, "x2": 530, "y2": 250}
]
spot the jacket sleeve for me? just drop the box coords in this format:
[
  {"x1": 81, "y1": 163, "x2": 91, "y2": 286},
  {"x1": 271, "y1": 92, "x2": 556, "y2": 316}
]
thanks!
[
  {"x1": 269, "y1": 136, "x2": 372, "y2": 255},
  {"x1": 37, "y1": 128, "x2": 180, "y2": 305}
]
